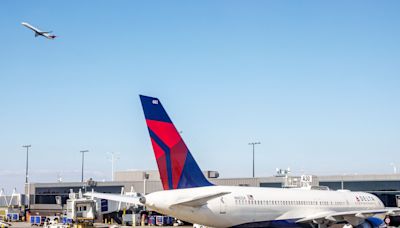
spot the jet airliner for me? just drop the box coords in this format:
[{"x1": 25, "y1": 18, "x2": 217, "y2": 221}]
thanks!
[
  {"x1": 86, "y1": 95, "x2": 399, "y2": 228},
  {"x1": 21, "y1": 22, "x2": 57, "y2": 39}
]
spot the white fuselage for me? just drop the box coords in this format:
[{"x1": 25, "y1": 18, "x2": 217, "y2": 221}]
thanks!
[
  {"x1": 144, "y1": 186, "x2": 384, "y2": 227},
  {"x1": 21, "y1": 22, "x2": 55, "y2": 39}
]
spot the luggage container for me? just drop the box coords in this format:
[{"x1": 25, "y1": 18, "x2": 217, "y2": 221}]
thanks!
[
  {"x1": 165, "y1": 216, "x2": 173, "y2": 225},
  {"x1": 30, "y1": 215, "x2": 42, "y2": 226},
  {"x1": 156, "y1": 215, "x2": 164, "y2": 226},
  {"x1": 6, "y1": 213, "x2": 19, "y2": 222},
  {"x1": 148, "y1": 215, "x2": 156, "y2": 226}
]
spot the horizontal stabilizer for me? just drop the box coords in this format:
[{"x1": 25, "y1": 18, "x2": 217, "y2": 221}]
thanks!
[{"x1": 170, "y1": 191, "x2": 230, "y2": 207}]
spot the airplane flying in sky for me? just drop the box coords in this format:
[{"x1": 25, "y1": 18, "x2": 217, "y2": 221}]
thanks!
[
  {"x1": 21, "y1": 22, "x2": 57, "y2": 39},
  {"x1": 86, "y1": 95, "x2": 400, "y2": 228}
]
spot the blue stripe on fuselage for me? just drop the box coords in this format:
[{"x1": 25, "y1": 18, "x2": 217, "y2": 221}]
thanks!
[
  {"x1": 232, "y1": 219, "x2": 312, "y2": 228},
  {"x1": 233, "y1": 217, "x2": 383, "y2": 228}
]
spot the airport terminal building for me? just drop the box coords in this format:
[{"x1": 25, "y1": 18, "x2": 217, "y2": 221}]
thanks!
[{"x1": 25, "y1": 171, "x2": 400, "y2": 215}]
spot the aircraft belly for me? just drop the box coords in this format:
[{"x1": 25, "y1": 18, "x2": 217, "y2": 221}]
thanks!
[{"x1": 231, "y1": 219, "x2": 312, "y2": 228}]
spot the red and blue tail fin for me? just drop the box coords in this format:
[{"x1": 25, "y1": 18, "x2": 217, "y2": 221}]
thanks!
[{"x1": 139, "y1": 95, "x2": 213, "y2": 190}]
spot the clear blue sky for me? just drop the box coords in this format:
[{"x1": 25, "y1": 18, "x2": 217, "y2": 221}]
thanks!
[{"x1": 1, "y1": 1, "x2": 400, "y2": 192}]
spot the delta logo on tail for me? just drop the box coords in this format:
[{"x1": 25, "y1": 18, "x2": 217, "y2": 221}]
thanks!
[{"x1": 139, "y1": 95, "x2": 213, "y2": 190}]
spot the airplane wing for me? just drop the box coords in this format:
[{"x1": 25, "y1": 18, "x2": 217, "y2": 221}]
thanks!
[
  {"x1": 170, "y1": 191, "x2": 231, "y2": 207},
  {"x1": 86, "y1": 191, "x2": 230, "y2": 208},
  {"x1": 22, "y1": 22, "x2": 40, "y2": 32},
  {"x1": 84, "y1": 192, "x2": 141, "y2": 205},
  {"x1": 296, "y1": 208, "x2": 400, "y2": 225}
]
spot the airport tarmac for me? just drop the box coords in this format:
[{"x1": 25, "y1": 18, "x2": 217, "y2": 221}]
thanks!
[
  {"x1": 8, "y1": 222, "x2": 396, "y2": 228},
  {"x1": 8, "y1": 222, "x2": 192, "y2": 227}
]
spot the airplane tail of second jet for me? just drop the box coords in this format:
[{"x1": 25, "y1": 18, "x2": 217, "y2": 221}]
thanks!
[{"x1": 140, "y1": 95, "x2": 213, "y2": 190}]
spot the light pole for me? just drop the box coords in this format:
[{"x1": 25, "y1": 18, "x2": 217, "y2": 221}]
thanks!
[
  {"x1": 80, "y1": 150, "x2": 89, "y2": 182},
  {"x1": 143, "y1": 173, "x2": 149, "y2": 195},
  {"x1": 107, "y1": 152, "x2": 120, "y2": 181},
  {"x1": 390, "y1": 163, "x2": 397, "y2": 174},
  {"x1": 23, "y1": 145, "x2": 31, "y2": 209},
  {"x1": 248, "y1": 142, "x2": 260, "y2": 178},
  {"x1": 22, "y1": 145, "x2": 31, "y2": 184}
]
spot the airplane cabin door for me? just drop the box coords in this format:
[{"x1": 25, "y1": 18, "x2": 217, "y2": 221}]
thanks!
[{"x1": 219, "y1": 197, "x2": 226, "y2": 214}]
